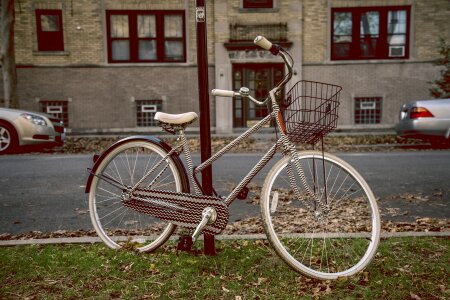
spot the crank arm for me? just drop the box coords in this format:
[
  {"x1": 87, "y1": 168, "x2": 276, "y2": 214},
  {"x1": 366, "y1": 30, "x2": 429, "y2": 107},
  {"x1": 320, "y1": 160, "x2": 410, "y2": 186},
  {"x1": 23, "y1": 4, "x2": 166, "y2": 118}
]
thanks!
[{"x1": 192, "y1": 207, "x2": 217, "y2": 242}]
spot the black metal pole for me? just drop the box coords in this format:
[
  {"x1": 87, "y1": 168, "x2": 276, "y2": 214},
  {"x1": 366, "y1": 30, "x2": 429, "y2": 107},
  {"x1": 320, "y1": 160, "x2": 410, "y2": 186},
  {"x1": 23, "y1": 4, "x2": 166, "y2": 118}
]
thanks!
[{"x1": 195, "y1": 0, "x2": 215, "y2": 255}]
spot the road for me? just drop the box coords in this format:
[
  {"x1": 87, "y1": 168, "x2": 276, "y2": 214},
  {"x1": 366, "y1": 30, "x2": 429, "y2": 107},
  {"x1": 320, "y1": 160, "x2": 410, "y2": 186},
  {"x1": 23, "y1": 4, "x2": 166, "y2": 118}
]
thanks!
[{"x1": 1, "y1": 151, "x2": 449, "y2": 234}]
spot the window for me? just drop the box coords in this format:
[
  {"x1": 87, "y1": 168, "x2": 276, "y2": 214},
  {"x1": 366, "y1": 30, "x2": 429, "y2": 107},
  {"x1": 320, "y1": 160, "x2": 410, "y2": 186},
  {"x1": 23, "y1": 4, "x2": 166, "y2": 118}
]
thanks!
[
  {"x1": 354, "y1": 97, "x2": 382, "y2": 124},
  {"x1": 332, "y1": 6, "x2": 410, "y2": 60},
  {"x1": 136, "y1": 100, "x2": 162, "y2": 127},
  {"x1": 36, "y1": 10, "x2": 64, "y2": 51},
  {"x1": 243, "y1": 0, "x2": 273, "y2": 9},
  {"x1": 40, "y1": 100, "x2": 69, "y2": 126},
  {"x1": 106, "y1": 10, "x2": 186, "y2": 63}
]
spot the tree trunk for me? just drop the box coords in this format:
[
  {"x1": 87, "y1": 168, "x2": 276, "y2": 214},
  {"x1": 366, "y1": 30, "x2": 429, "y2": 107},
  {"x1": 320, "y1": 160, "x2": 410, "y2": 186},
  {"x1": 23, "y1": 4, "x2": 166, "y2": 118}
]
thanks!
[{"x1": 1, "y1": 0, "x2": 18, "y2": 108}]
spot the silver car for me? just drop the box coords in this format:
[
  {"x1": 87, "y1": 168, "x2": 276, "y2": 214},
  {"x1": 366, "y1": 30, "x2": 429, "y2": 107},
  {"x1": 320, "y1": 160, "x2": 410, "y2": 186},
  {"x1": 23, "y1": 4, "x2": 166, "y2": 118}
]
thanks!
[
  {"x1": 395, "y1": 98, "x2": 450, "y2": 146},
  {"x1": 0, "y1": 107, "x2": 65, "y2": 154}
]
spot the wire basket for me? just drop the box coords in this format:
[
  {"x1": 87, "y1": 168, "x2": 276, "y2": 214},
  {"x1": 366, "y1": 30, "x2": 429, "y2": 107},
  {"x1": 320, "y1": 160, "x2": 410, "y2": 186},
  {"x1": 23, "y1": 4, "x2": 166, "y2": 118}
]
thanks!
[{"x1": 281, "y1": 80, "x2": 342, "y2": 145}]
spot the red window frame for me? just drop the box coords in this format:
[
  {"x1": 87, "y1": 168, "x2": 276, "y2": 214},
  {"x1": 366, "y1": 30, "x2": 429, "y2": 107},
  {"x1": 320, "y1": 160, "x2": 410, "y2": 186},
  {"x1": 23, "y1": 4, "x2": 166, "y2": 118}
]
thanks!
[
  {"x1": 243, "y1": 0, "x2": 273, "y2": 9},
  {"x1": 35, "y1": 9, "x2": 64, "y2": 51},
  {"x1": 331, "y1": 6, "x2": 410, "y2": 60},
  {"x1": 106, "y1": 10, "x2": 186, "y2": 63}
]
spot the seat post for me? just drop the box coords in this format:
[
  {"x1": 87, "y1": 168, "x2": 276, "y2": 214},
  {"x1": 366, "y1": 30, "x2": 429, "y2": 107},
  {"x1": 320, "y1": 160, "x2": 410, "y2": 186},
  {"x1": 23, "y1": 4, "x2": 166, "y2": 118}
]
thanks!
[{"x1": 178, "y1": 129, "x2": 201, "y2": 195}]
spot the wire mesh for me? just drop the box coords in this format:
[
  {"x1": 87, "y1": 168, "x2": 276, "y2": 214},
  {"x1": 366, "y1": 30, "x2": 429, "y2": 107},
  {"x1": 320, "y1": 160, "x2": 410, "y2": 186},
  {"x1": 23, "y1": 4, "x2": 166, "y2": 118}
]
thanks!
[{"x1": 281, "y1": 80, "x2": 342, "y2": 145}]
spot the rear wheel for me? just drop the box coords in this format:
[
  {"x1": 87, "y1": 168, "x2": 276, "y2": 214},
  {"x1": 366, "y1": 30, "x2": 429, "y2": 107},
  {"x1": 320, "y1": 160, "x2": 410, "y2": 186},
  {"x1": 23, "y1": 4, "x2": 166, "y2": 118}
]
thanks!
[
  {"x1": 261, "y1": 151, "x2": 380, "y2": 280},
  {"x1": 88, "y1": 140, "x2": 187, "y2": 252},
  {"x1": 0, "y1": 122, "x2": 18, "y2": 154}
]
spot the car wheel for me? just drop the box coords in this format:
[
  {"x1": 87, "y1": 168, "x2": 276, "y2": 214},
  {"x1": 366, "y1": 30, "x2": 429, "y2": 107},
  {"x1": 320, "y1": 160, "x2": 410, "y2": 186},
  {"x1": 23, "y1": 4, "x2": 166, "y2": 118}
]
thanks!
[{"x1": 0, "y1": 121, "x2": 18, "y2": 154}]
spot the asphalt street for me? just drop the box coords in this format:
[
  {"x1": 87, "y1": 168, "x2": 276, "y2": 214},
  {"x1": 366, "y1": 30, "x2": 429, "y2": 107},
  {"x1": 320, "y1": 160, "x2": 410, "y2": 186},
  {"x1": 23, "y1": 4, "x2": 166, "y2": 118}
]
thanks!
[{"x1": 0, "y1": 151, "x2": 449, "y2": 234}]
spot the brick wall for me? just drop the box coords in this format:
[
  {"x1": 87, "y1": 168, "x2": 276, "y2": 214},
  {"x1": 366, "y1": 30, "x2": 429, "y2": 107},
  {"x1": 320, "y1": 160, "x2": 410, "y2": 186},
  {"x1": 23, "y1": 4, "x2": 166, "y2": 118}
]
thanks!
[
  {"x1": 303, "y1": 0, "x2": 328, "y2": 63},
  {"x1": 13, "y1": 0, "x2": 216, "y2": 66},
  {"x1": 17, "y1": 66, "x2": 215, "y2": 131},
  {"x1": 15, "y1": 0, "x2": 103, "y2": 65},
  {"x1": 304, "y1": 62, "x2": 440, "y2": 125},
  {"x1": 414, "y1": 0, "x2": 450, "y2": 59},
  {"x1": 214, "y1": 0, "x2": 303, "y2": 44},
  {"x1": 302, "y1": 0, "x2": 450, "y2": 63},
  {"x1": 8, "y1": 0, "x2": 217, "y2": 131},
  {"x1": 3, "y1": 0, "x2": 449, "y2": 131},
  {"x1": 301, "y1": 0, "x2": 449, "y2": 127}
]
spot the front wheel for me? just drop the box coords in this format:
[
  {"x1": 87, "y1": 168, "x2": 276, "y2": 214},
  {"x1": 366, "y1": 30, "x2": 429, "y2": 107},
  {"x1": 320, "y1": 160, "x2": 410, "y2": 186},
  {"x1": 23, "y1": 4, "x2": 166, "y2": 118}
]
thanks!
[
  {"x1": 88, "y1": 139, "x2": 187, "y2": 252},
  {"x1": 260, "y1": 151, "x2": 380, "y2": 280},
  {"x1": 0, "y1": 122, "x2": 18, "y2": 154}
]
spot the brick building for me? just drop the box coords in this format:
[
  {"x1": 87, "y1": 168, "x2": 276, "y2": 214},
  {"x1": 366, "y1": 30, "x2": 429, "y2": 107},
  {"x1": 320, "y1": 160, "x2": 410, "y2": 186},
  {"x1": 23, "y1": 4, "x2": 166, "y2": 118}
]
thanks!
[{"x1": 2, "y1": 0, "x2": 449, "y2": 134}]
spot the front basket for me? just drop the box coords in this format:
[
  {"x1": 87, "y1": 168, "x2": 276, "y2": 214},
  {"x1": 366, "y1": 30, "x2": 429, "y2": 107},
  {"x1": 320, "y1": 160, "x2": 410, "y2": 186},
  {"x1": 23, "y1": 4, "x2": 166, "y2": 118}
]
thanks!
[{"x1": 281, "y1": 80, "x2": 342, "y2": 145}]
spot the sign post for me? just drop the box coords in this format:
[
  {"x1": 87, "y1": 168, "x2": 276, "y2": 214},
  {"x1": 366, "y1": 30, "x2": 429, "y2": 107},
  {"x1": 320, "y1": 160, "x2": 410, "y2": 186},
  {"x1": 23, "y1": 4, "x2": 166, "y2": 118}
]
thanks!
[{"x1": 195, "y1": 0, "x2": 215, "y2": 255}]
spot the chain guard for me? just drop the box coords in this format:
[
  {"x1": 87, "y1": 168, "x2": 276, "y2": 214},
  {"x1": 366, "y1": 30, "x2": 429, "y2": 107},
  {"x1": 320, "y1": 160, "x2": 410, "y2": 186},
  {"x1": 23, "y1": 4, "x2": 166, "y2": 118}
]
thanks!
[{"x1": 122, "y1": 188, "x2": 229, "y2": 235}]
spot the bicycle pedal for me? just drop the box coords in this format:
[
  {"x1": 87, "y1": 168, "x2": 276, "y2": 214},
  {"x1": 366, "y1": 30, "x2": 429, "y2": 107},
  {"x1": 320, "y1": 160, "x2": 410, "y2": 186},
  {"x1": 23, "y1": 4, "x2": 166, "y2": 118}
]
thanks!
[
  {"x1": 236, "y1": 186, "x2": 249, "y2": 200},
  {"x1": 177, "y1": 235, "x2": 193, "y2": 252}
]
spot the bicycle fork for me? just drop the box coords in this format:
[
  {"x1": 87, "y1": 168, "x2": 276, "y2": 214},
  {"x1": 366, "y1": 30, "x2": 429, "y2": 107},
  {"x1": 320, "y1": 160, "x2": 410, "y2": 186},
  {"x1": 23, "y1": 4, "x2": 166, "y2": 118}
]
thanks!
[
  {"x1": 285, "y1": 142, "x2": 330, "y2": 215},
  {"x1": 271, "y1": 94, "x2": 330, "y2": 215}
]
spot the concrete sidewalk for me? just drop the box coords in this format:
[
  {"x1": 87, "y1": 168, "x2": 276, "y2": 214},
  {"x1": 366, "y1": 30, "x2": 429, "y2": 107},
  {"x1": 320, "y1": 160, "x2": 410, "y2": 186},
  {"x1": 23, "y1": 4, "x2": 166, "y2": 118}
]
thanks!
[{"x1": 1, "y1": 231, "x2": 449, "y2": 247}]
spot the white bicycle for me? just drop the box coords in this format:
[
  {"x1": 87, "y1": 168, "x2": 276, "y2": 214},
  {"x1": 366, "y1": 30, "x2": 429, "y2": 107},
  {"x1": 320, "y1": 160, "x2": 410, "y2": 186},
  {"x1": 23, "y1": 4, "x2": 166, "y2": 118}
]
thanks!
[{"x1": 85, "y1": 36, "x2": 381, "y2": 280}]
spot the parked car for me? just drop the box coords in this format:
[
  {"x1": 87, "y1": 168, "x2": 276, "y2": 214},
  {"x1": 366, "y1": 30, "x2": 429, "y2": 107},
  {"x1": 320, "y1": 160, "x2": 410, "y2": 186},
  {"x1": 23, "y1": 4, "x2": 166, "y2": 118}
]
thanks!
[
  {"x1": 395, "y1": 98, "x2": 450, "y2": 146},
  {"x1": 0, "y1": 107, "x2": 65, "y2": 154}
]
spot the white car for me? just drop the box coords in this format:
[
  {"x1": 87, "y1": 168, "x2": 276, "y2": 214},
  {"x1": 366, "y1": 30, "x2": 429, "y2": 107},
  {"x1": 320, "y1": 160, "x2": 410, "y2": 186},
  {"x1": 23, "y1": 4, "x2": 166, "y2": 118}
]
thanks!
[
  {"x1": 395, "y1": 98, "x2": 450, "y2": 146},
  {"x1": 0, "y1": 107, "x2": 65, "y2": 154}
]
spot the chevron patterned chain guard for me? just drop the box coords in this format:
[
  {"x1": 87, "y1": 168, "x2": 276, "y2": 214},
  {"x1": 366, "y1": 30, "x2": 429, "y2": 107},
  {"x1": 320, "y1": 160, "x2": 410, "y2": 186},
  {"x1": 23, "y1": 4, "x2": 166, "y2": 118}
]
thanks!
[{"x1": 122, "y1": 188, "x2": 229, "y2": 235}]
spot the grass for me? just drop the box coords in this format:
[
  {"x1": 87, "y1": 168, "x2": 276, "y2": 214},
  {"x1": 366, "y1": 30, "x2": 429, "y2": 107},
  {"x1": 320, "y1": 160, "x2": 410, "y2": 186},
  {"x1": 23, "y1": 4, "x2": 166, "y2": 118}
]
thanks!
[{"x1": 1, "y1": 237, "x2": 449, "y2": 299}]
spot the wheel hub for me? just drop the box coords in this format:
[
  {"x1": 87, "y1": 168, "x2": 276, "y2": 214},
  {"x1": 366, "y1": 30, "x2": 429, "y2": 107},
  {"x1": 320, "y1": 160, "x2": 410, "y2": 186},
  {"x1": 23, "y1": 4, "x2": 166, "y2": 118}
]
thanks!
[{"x1": 0, "y1": 127, "x2": 11, "y2": 151}]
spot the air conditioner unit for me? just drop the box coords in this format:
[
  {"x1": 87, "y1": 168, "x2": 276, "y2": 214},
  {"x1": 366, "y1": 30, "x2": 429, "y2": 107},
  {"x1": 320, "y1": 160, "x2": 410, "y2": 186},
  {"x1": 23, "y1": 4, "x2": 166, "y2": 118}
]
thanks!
[
  {"x1": 389, "y1": 46, "x2": 405, "y2": 57},
  {"x1": 141, "y1": 105, "x2": 157, "y2": 113},
  {"x1": 360, "y1": 102, "x2": 376, "y2": 110},
  {"x1": 47, "y1": 105, "x2": 63, "y2": 114}
]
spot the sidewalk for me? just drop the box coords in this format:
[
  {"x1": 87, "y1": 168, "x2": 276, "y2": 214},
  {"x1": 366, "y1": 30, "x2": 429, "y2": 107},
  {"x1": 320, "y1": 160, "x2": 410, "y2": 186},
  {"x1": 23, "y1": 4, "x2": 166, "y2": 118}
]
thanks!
[{"x1": 1, "y1": 231, "x2": 449, "y2": 247}]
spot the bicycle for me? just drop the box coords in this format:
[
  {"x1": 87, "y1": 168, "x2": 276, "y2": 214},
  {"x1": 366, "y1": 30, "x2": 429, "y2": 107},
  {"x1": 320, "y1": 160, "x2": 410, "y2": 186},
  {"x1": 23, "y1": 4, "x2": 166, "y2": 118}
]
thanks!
[{"x1": 85, "y1": 36, "x2": 381, "y2": 280}]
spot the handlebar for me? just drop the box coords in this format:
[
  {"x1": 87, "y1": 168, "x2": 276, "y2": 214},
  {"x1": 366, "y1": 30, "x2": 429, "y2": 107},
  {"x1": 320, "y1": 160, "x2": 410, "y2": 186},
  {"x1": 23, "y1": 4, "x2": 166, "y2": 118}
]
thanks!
[
  {"x1": 211, "y1": 36, "x2": 294, "y2": 105},
  {"x1": 254, "y1": 36, "x2": 273, "y2": 51},
  {"x1": 212, "y1": 87, "x2": 267, "y2": 106}
]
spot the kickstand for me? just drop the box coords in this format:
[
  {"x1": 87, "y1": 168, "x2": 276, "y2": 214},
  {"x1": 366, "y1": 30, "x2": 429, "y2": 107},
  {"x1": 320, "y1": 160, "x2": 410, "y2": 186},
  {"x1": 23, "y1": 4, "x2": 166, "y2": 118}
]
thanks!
[
  {"x1": 177, "y1": 235, "x2": 193, "y2": 252},
  {"x1": 176, "y1": 235, "x2": 201, "y2": 255}
]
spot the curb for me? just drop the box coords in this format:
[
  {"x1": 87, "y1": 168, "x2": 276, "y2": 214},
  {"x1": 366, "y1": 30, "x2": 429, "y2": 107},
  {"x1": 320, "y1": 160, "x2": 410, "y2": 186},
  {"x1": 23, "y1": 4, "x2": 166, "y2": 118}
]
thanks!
[{"x1": 1, "y1": 231, "x2": 449, "y2": 247}]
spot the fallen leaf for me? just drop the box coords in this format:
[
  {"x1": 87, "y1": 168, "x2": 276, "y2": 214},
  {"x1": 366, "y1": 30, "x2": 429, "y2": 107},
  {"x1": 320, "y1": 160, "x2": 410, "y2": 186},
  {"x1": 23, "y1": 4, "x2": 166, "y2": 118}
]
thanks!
[
  {"x1": 258, "y1": 277, "x2": 268, "y2": 285},
  {"x1": 410, "y1": 292, "x2": 421, "y2": 300}
]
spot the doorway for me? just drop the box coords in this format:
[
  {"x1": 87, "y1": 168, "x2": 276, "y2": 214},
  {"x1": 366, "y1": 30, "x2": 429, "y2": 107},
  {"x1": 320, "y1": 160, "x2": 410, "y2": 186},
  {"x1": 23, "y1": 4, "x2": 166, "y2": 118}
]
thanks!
[{"x1": 232, "y1": 63, "x2": 284, "y2": 127}]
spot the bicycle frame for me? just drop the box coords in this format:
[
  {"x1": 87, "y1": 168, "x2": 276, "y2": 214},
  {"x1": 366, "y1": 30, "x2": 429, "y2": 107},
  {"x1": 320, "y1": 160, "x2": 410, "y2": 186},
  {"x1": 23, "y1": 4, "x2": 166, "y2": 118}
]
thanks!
[
  {"x1": 131, "y1": 47, "x2": 325, "y2": 211},
  {"x1": 192, "y1": 113, "x2": 280, "y2": 206},
  {"x1": 160, "y1": 49, "x2": 295, "y2": 207}
]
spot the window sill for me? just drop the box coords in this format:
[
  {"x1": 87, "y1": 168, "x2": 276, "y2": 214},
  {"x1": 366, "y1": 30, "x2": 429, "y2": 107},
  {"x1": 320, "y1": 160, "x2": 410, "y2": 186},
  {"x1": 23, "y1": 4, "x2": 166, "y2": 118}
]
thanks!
[
  {"x1": 329, "y1": 58, "x2": 409, "y2": 64},
  {"x1": 224, "y1": 40, "x2": 292, "y2": 51},
  {"x1": 305, "y1": 58, "x2": 435, "y2": 66},
  {"x1": 105, "y1": 62, "x2": 198, "y2": 67},
  {"x1": 238, "y1": 8, "x2": 279, "y2": 13},
  {"x1": 33, "y1": 51, "x2": 70, "y2": 56}
]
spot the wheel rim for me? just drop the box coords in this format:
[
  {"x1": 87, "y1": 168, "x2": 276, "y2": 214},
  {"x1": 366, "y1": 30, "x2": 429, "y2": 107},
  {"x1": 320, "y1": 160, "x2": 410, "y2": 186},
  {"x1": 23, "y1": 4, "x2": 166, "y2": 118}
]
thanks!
[
  {"x1": 262, "y1": 152, "x2": 380, "y2": 279},
  {"x1": 0, "y1": 126, "x2": 11, "y2": 152},
  {"x1": 89, "y1": 141, "x2": 182, "y2": 252}
]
